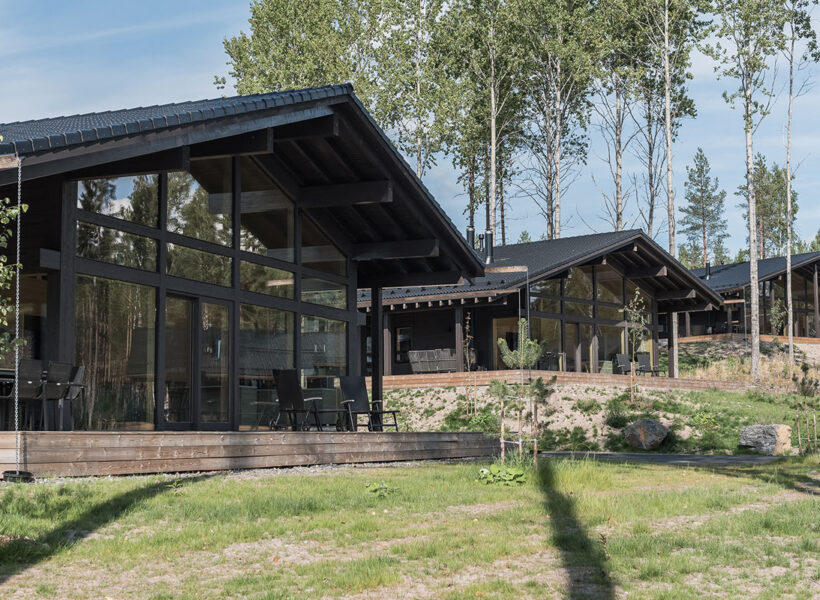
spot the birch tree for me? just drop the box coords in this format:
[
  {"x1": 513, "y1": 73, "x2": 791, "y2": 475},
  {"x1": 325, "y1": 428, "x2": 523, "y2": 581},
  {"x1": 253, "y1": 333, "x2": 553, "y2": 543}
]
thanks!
[
  {"x1": 706, "y1": 0, "x2": 785, "y2": 380},
  {"x1": 781, "y1": 0, "x2": 819, "y2": 363},
  {"x1": 516, "y1": 0, "x2": 597, "y2": 239},
  {"x1": 373, "y1": 0, "x2": 450, "y2": 178}
]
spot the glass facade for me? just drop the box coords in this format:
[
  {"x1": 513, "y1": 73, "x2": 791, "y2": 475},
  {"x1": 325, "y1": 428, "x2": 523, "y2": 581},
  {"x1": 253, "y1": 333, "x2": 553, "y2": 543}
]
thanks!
[
  {"x1": 522, "y1": 262, "x2": 657, "y2": 373},
  {"x1": 74, "y1": 275, "x2": 156, "y2": 430},
  {"x1": 58, "y1": 157, "x2": 353, "y2": 432}
]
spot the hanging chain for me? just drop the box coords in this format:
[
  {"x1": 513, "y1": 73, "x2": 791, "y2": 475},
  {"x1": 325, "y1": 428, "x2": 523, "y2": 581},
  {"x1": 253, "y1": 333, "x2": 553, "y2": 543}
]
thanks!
[{"x1": 14, "y1": 156, "x2": 22, "y2": 473}]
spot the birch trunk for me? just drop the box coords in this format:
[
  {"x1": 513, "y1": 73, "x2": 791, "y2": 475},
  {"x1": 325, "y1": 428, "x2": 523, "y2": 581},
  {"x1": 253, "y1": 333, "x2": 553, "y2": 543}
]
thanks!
[
  {"x1": 746, "y1": 85, "x2": 761, "y2": 380},
  {"x1": 555, "y1": 56, "x2": 563, "y2": 238},
  {"x1": 786, "y1": 33, "x2": 795, "y2": 365},
  {"x1": 615, "y1": 80, "x2": 624, "y2": 231},
  {"x1": 663, "y1": 0, "x2": 678, "y2": 378}
]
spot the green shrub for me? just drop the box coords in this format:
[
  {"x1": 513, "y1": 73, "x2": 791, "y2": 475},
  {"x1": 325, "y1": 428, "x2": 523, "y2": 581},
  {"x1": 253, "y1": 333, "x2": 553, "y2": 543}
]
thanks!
[
  {"x1": 574, "y1": 398, "x2": 601, "y2": 415},
  {"x1": 477, "y1": 463, "x2": 527, "y2": 486},
  {"x1": 604, "y1": 395, "x2": 631, "y2": 428}
]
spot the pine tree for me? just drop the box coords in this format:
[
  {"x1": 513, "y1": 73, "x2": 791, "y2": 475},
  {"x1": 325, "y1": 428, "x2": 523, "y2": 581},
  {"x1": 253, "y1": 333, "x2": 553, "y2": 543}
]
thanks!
[{"x1": 679, "y1": 148, "x2": 728, "y2": 268}]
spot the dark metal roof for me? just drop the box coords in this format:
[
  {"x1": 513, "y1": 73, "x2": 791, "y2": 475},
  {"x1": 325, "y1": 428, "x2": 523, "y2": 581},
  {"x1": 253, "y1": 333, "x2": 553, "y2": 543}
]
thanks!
[
  {"x1": 0, "y1": 84, "x2": 484, "y2": 284},
  {"x1": 359, "y1": 229, "x2": 725, "y2": 312},
  {"x1": 691, "y1": 252, "x2": 820, "y2": 293},
  {"x1": 0, "y1": 85, "x2": 353, "y2": 156}
]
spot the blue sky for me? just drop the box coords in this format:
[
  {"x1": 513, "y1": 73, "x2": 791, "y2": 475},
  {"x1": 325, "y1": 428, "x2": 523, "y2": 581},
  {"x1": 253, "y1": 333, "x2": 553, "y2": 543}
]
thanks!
[{"x1": 1, "y1": 0, "x2": 818, "y2": 257}]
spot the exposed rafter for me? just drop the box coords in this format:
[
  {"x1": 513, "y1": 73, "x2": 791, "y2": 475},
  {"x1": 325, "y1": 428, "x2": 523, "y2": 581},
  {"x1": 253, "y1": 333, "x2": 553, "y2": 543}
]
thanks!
[
  {"x1": 359, "y1": 270, "x2": 463, "y2": 289},
  {"x1": 627, "y1": 266, "x2": 668, "y2": 278},
  {"x1": 656, "y1": 289, "x2": 697, "y2": 301},
  {"x1": 301, "y1": 180, "x2": 392, "y2": 209},
  {"x1": 275, "y1": 114, "x2": 338, "y2": 141},
  {"x1": 352, "y1": 238, "x2": 438, "y2": 261},
  {"x1": 190, "y1": 129, "x2": 273, "y2": 158}
]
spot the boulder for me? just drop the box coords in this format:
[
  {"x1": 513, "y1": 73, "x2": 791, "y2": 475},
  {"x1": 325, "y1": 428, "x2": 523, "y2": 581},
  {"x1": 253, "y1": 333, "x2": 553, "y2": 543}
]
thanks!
[
  {"x1": 624, "y1": 419, "x2": 668, "y2": 450},
  {"x1": 740, "y1": 425, "x2": 792, "y2": 455}
]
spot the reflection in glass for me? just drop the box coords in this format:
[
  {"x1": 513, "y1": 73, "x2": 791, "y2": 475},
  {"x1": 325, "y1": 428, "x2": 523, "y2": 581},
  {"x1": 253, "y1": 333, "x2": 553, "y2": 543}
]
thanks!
[
  {"x1": 302, "y1": 276, "x2": 346, "y2": 309},
  {"x1": 565, "y1": 300, "x2": 593, "y2": 318},
  {"x1": 532, "y1": 297, "x2": 560, "y2": 314},
  {"x1": 564, "y1": 266, "x2": 593, "y2": 299},
  {"x1": 167, "y1": 160, "x2": 232, "y2": 245},
  {"x1": 0, "y1": 273, "x2": 47, "y2": 371},
  {"x1": 77, "y1": 222, "x2": 157, "y2": 271},
  {"x1": 240, "y1": 261, "x2": 294, "y2": 298},
  {"x1": 200, "y1": 302, "x2": 230, "y2": 423},
  {"x1": 596, "y1": 264, "x2": 623, "y2": 304},
  {"x1": 167, "y1": 244, "x2": 231, "y2": 286},
  {"x1": 77, "y1": 175, "x2": 158, "y2": 227},
  {"x1": 74, "y1": 275, "x2": 156, "y2": 430},
  {"x1": 302, "y1": 215, "x2": 347, "y2": 276},
  {"x1": 530, "y1": 277, "x2": 561, "y2": 298},
  {"x1": 597, "y1": 304, "x2": 623, "y2": 321},
  {"x1": 164, "y1": 297, "x2": 193, "y2": 423},
  {"x1": 239, "y1": 157, "x2": 295, "y2": 262},
  {"x1": 301, "y1": 315, "x2": 347, "y2": 379},
  {"x1": 239, "y1": 304, "x2": 294, "y2": 430},
  {"x1": 531, "y1": 317, "x2": 562, "y2": 370},
  {"x1": 597, "y1": 325, "x2": 624, "y2": 364}
]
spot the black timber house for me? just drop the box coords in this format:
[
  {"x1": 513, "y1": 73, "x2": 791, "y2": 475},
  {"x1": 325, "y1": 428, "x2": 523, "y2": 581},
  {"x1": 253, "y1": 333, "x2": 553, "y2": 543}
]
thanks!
[
  {"x1": 0, "y1": 84, "x2": 483, "y2": 432},
  {"x1": 687, "y1": 252, "x2": 820, "y2": 338},
  {"x1": 358, "y1": 230, "x2": 724, "y2": 377}
]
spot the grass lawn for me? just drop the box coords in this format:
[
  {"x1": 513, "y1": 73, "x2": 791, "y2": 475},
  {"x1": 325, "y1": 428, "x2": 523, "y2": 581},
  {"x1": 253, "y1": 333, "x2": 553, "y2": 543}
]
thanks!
[{"x1": 0, "y1": 456, "x2": 818, "y2": 599}]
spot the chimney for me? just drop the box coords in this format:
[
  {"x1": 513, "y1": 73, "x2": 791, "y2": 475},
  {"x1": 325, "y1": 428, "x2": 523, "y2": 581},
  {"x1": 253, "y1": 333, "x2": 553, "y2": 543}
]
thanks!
[
  {"x1": 705, "y1": 261, "x2": 711, "y2": 280},
  {"x1": 485, "y1": 229, "x2": 494, "y2": 264},
  {"x1": 466, "y1": 226, "x2": 475, "y2": 250},
  {"x1": 478, "y1": 233, "x2": 485, "y2": 257}
]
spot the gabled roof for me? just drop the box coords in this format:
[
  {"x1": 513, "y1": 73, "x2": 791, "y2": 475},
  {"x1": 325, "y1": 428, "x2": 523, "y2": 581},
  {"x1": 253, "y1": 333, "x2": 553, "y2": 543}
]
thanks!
[
  {"x1": 359, "y1": 229, "x2": 725, "y2": 312},
  {"x1": 691, "y1": 252, "x2": 820, "y2": 293},
  {"x1": 0, "y1": 84, "x2": 484, "y2": 284},
  {"x1": 0, "y1": 85, "x2": 352, "y2": 156}
]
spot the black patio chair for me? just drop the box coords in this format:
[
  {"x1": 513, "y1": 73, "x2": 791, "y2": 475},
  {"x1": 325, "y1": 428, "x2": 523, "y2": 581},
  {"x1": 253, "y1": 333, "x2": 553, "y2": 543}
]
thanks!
[
  {"x1": 0, "y1": 359, "x2": 45, "y2": 430},
  {"x1": 615, "y1": 354, "x2": 632, "y2": 375},
  {"x1": 339, "y1": 375, "x2": 399, "y2": 432},
  {"x1": 43, "y1": 361, "x2": 73, "y2": 430},
  {"x1": 637, "y1": 353, "x2": 665, "y2": 377},
  {"x1": 61, "y1": 365, "x2": 85, "y2": 431},
  {"x1": 271, "y1": 369, "x2": 347, "y2": 431}
]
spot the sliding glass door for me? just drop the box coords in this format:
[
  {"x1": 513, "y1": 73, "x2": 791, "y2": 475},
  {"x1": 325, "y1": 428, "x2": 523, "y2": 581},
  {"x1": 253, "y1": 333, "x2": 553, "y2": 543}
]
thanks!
[{"x1": 163, "y1": 295, "x2": 231, "y2": 430}]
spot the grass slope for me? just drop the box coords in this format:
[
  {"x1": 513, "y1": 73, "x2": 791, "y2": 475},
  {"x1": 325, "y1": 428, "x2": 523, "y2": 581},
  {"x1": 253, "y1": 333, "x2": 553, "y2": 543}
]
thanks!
[{"x1": 0, "y1": 457, "x2": 818, "y2": 599}]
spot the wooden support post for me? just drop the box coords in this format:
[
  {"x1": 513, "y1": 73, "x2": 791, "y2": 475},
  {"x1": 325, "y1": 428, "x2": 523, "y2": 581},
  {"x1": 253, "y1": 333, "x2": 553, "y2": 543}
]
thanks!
[
  {"x1": 454, "y1": 306, "x2": 464, "y2": 372},
  {"x1": 727, "y1": 304, "x2": 733, "y2": 335},
  {"x1": 370, "y1": 287, "x2": 383, "y2": 431},
  {"x1": 668, "y1": 312, "x2": 678, "y2": 379},
  {"x1": 382, "y1": 312, "x2": 392, "y2": 377},
  {"x1": 814, "y1": 265, "x2": 819, "y2": 337},
  {"x1": 684, "y1": 312, "x2": 691, "y2": 338}
]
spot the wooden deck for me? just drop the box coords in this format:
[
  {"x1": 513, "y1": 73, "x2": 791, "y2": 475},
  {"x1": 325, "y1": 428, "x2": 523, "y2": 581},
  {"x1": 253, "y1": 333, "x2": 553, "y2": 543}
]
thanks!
[{"x1": 0, "y1": 431, "x2": 498, "y2": 478}]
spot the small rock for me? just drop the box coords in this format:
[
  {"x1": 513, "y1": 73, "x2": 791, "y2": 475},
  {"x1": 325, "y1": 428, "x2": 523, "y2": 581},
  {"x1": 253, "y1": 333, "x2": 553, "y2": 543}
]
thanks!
[
  {"x1": 624, "y1": 419, "x2": 668, "y2": 450},
  {"x1": 739, "y1": 425, "x2": 792, "y2": 456}
]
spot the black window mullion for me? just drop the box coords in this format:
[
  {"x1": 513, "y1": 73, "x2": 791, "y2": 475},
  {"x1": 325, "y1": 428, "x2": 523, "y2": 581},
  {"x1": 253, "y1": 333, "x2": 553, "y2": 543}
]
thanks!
[
  {"x1": 156, "y1": 174, "x2": 168, "y2": 430},
  {"x1": 294, "y1": 206, "x2": 302, "y2": 376},
  {"x1": 231, "y1": 156, "x2": 241, "y2": 430},
  {"x1": 76, "y1": 209, "x2": 160, "y2": 239}
]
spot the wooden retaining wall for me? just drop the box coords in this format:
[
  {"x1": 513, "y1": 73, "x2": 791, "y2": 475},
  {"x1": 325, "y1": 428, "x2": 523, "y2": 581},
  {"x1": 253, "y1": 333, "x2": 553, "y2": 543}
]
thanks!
[
  {"x1": 0, "y1": 431, "x2": 498, "y2": 478},
  {"x1": 379, "y1": 370, "x2": 752, "y2": 392},
  {"x1": 679, "y1": 333, "x2": 820, "y2": 345}
]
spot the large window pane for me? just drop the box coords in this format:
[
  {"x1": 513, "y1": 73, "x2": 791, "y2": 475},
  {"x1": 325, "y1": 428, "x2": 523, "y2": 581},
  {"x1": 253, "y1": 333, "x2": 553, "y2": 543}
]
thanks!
[
  {"x1": 597, "y1": 304, "x2": 623, "y2": 321},
  {"x1": 240, "y1": 157, "x2": 295, "y2": 262},
  {"x1": 240, "y1": 261, "x2": 294, "y2": 299},
  {"x1": 596, "y1": 264, "x2": 623, "y2": 304},
  {"x1": 164, "y1": 296, "x2": 193, "y2": 423},
  {"x1": 301, "y1": 315, "x2": 347, "y2": 380},
  {"x1": 0, "y1": 272, "x2": 47, "y2": 371},
  {"x1": 532, "y1": 297, "x2": 560, "y2": 314},
  {"x1": 598, "y1": 325, "x2": 624, "y2": 364},
  {"x1": 167, "y1": 244, "x2": 231, "y2": 286},
  {"x1": 200, "y1": 302, "x2": 230, "y2": 423},
  {"x1": 167, "y1": 160, "x2": 232, "y2": 246},
  {"x1": 530, "y1": 277, "x2": 561, "y2": 297},
  {"x1": 302, "y1": 215, "x2": 346, "y2": 276},
  {"x1": 77, "y1": 222, "x2": 157, "y2": 271},
  {"x1": 302, "y1": 276, "x2": 346, "y2": 309},
  {"x1": 74, "y1": 275, "x2": 156, "y2": 430},
  {"x1": 77, "y1": 175, "x2": 158, "y2": 227},
  {"x1": 564, "y1": 266, "x2": 593, "y2": 300},
  {"x1": 531, "y1": 317, "x2": 562, "y2": 370},
  {"x1": 566, "y1": 300, "x2": 593, "y2": 318},
  {"x1": 239, "y1": 304, "x2": 294, "y2": 430}
]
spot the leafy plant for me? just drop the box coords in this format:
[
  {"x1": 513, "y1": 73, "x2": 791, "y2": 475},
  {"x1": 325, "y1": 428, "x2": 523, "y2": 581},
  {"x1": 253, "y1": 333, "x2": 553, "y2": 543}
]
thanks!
[
  {"x1": 365, "y1": 482, "x2": 398, "y2": 498},
  {"x1": 691, "y1": 410, "x2": 720, "y2": 432},
  {"x1": 623, "y1": 288, "x2": 650, "y2": 403},
  {"x1": 477, "y1": 463, "x2": 527, "y2": 486},
  {"x1": 497, "y1": 318, "x2": 543, "y2": 371},
  {"x1": 792, "y1": 362, "x2": 819, "y2": 399},
  {"x1": 574, "y1": 398, "x2": 601, "y2": 415},
  {"x1": 604, "y1": 394, "x2": 631, "y2": 428}
]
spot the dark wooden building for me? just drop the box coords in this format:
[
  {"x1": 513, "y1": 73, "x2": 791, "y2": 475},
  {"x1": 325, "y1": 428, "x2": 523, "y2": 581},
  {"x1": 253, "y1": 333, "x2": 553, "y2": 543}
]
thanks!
[
  {"x1": 0, "y1": 84, "x2": 483, "y2": 432},
  {"x1": 687, "y1": 253, "x2": 820, "y2": 338},
  {"x1": 358, "y1": 230, "x2": 724, "y2": 377}
]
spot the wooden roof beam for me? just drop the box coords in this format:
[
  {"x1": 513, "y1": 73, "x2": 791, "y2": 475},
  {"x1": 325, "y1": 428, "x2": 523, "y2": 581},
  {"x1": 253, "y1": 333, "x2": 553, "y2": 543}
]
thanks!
[
  {"x1": 274, "y1": 114, "x2": 338, "y2": 141},
  {"x1": 656, "y1": 288, "x2": 697, "y2": 301},
  {"x1": 352, "y1": 238, "x2": 438, "y2": 261},
  {"x1": 627, "y1": 266, "x2": 668, "y2": 278},
  {"x1": 190, "y1": 129, "x2": 273, "y2": 158},
  {"x1": 662, "y1": 302, "x2": 715, "y2": 313},
  {"x1": 358, "y1": 270, "x2": 462, "y2": 288},
  {"x1": 301, "y1": 180, "x2": 392, "y2": 209}
]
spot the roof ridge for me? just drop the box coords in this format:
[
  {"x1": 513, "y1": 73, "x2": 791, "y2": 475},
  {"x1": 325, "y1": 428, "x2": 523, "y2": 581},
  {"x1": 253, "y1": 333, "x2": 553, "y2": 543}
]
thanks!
[
  {"x1": 0, "y1": 84, "x2": 353, "y2": 129},
  {"x1": 498, "y1": 228, "x2": 638, "y2": 250}
]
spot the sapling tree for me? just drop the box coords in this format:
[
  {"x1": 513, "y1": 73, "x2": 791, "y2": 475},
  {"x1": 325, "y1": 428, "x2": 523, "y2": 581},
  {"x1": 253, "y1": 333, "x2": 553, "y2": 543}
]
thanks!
[
  {"x1": 0, "y1": 137, "x2": 26, "y2": 362},
  {"x1": 623, "y1": 287, "x2": 650, "y2": 403}
]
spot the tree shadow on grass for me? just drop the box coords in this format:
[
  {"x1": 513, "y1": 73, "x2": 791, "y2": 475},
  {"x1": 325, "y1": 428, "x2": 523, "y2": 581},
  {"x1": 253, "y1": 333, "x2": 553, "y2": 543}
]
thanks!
[
  {"x1": 0, "y1": 473, "x2": 213, "y2": 585},
  {"x1": 536, "y1": 460, "x2": 616, "y2": 600}
]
